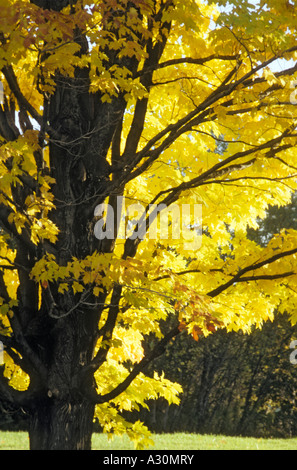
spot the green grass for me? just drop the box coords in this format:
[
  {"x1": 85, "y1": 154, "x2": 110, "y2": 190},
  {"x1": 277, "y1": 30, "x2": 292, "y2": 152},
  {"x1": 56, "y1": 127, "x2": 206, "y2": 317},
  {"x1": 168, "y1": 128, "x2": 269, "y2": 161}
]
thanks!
[
  {"x1": 92, "y1": 432, "x2": 297, "y2": 450},
  {"x1": 1, "y1": 431, "x2": 297, "y2": 450},
  {"x1": 0, "y1": 431, "x2": 29, "y2": 450}
]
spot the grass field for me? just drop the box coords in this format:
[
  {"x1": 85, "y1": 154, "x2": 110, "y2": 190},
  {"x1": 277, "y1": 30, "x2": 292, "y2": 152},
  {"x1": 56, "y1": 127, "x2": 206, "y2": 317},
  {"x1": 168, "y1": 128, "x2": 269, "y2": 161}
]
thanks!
[{"x1": 0, "y1": 431, "x2": 297, "y2": 450}]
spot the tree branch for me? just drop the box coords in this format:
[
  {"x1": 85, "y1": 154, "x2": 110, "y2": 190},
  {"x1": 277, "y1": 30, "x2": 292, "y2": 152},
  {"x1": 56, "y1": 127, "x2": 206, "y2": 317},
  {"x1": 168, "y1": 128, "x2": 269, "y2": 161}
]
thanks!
[
  {"x1": 0, "y1": 204, "x2": 36, "y2": 255},
  {"x1": 81, "y1": 284, "x2": 124, "y2": 375},
  {"x1": 93, "y1": 325, "x2": 180, "y2": 404},
  {"x1": 135, "y1": 54, "x2": 240, "y2": 79},
  {"x1": 154, "y1": 268, "x2": 224, "y2": 281},
  {"x1": 207, "y1": 249, "x2": 297, "y2": 298},
  {"x1": 0, "y1": 367, "x2": 36, "y2": 406},
  {"x1": 1, "y1": 65, "x2": 42, "y2": 125},
  {"x1": 119, "y1": 47, "x2": 297, "y2": 187},
  {"x1": 236, "y1": 272, "x2": 295, "y2": 282},
  {"x1": 8, "y1": 310, "x2": 48, "y2": 382}
]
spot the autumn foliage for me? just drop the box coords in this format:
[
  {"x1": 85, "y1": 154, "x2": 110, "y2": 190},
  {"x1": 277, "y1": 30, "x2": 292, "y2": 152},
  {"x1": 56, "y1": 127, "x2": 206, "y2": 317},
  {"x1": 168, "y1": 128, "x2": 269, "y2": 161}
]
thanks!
[{"x1": 1, "y1": 0, "x2": 297, "y2": 449}]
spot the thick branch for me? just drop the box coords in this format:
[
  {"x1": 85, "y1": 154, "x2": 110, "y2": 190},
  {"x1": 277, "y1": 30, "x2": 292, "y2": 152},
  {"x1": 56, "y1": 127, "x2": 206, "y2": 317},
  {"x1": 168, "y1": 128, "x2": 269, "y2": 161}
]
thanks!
[
  {"x1": 81, "y1": 284, "x2": 123, "y2": 375},
  {"x1": 8, "y1": 310, "x2": 48, "y2": 381},
  {"x1": 122, "y1": 3, "x2": 172, "y2": 159},
  {"x1": 0, "y1": 105, "x2": 19, "y2": 141}
]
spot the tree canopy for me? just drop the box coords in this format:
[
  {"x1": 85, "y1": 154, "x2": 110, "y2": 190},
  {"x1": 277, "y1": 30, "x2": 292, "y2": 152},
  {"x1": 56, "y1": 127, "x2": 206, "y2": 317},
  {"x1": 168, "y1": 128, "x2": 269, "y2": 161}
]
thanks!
[{"x1": 1, "y1": 0, "x2": 297, "y2": 449}]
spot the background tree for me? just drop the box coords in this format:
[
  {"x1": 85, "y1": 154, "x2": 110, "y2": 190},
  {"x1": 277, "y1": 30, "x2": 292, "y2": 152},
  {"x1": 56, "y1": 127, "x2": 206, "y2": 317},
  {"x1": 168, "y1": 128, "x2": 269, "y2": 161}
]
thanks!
[
  {"x1": 136, "y1": 313, "x2": 297, "y2": 437},
  {"x1": 1, "y1": 0, "x2": 297, "y2": 450}
]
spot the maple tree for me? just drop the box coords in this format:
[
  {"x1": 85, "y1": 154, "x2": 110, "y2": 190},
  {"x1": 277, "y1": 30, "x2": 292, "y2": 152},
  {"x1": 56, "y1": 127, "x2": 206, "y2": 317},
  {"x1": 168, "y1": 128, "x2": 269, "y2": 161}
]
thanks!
[{"x1": 1, "y1": 0, "x2": 297, "y2": 450}]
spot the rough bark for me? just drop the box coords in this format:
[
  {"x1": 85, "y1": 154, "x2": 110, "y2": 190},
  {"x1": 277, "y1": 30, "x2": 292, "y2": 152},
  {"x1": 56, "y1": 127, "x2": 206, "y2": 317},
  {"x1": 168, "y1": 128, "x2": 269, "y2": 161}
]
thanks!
[
  {"x1": 29, "y1": 396, "x2": 95, "y2": 450},
  {"x1": 25, "y1": 303, "x2": 100, "y2": 449}
]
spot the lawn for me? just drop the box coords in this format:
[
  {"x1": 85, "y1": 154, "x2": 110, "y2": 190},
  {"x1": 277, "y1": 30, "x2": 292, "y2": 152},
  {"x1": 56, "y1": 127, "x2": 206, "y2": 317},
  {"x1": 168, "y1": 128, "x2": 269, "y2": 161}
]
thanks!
[{"x1": 0, "y1": 431, "x2": 297, "y2": 450}]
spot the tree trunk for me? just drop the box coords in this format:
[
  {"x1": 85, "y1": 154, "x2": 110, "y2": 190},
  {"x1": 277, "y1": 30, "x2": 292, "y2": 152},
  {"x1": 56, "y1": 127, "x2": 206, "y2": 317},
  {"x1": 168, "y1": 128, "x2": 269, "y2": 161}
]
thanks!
[
  {"x1": 29, "y1": 396, "x2": 95, "y2": 450},
  {"x1": 27, "y1": 309, "x2": 99, "y2": 450}
]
